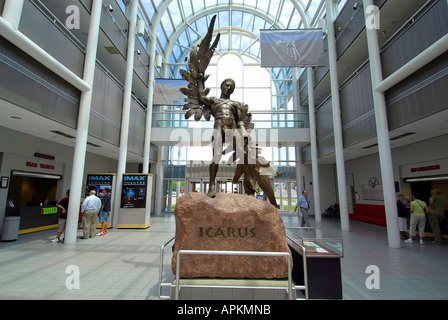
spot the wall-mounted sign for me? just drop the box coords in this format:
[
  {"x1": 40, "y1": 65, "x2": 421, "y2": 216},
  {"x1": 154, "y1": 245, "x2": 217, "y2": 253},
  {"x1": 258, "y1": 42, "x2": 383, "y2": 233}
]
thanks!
[
  {"x1": 34, "y1": 153, "x2": 55, "y2": 160},
  {"x1": 410, "y1": 164, "x2": 440, "y2": 173},
  {"x1": 41, "y1": 206, "x2": 58, "y2": 215},
  {"x1": 1, "y1": 176, "x2": 9, "y2": 188},
  {"x1": 362, "y1": 177, "x2": 383, "y2": 201},
  {"x1": 400, "y1": 159, "x2": 448, "y2": 179},
  {"x1": 26, "y1": 161, "x2": 55, "y2": 170}
]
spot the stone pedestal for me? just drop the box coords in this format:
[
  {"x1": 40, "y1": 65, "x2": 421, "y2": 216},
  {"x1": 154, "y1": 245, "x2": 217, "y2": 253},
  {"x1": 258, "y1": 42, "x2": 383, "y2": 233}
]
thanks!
[{"x1": 171, "y1": 192, "x2": 291, "y2": 279}]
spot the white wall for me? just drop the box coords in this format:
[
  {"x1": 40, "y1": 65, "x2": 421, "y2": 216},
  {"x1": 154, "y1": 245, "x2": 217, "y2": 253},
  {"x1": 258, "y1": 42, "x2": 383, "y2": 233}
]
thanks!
[{"x1": 300, "y1": 162, "x2": 337, "y2": 215}]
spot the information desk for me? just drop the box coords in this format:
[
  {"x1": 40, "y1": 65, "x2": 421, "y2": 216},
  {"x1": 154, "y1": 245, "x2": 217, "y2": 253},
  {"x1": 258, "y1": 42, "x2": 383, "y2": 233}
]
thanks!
[{"x1": 286, "y1": 228, "x2": 343, "y2": 299}]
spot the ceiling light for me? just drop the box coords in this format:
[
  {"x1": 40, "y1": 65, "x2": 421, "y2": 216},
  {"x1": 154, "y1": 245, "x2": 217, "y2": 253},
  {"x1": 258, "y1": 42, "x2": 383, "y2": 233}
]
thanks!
[
  {"x1": 405, "y1": 176, "x2": 448, "y2": 183},
  {"x1": 11, "y1": 116, "x2": 21, "y2": 119},
  {"x1": 12, "y1": 170, "x2": 62, "y2": 180}
]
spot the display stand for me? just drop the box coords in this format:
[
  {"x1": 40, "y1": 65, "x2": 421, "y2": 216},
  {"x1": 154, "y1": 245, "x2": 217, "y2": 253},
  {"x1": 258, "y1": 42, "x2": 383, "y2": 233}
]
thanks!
[
  {"x1": 286, "y1": 228, "x2": 344, "y2": 299},
  {"x1": 86, "y1": 173, "x2": 116, "y2": 228},
  {"x1": 117, "y1": 173, "x2": 153, "y2": 229}
]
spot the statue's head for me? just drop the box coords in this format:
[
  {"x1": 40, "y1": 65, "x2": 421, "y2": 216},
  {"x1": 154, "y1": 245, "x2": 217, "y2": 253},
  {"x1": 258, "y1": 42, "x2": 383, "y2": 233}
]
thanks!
[{"x1": 220, "y1": 78, "x2": 235, "y2": 96}]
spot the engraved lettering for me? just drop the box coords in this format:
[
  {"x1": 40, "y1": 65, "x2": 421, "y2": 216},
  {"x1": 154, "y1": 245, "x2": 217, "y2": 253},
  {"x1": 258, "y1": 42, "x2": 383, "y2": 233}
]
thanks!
[
  {"x1": 214, "y1": 228, "x2": 225, "y2": 237},
  {"x1": 249, "y1": 228, "x2": 256, "y2": 238},
  {"x1": 205, "y1": 227, "x2": 214, "y2": 238},
  {"x1": 198, "y1": 226, "x2": 256, "y2": 239},
  {"x1": 227, "y1": 227, "x2": 236, "y2": 238},
  {"x1": 238, "y1": 228, "x2": 248, "y2": 238}
]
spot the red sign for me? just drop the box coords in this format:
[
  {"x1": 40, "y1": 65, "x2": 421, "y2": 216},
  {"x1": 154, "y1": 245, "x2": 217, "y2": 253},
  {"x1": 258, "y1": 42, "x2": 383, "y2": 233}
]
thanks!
[
  {"x1": 26, "y1": 161, "x2": 55, "y2": 170},
  {"x1": 410, "y1": 165, "x2": 440, "y2": 173}
]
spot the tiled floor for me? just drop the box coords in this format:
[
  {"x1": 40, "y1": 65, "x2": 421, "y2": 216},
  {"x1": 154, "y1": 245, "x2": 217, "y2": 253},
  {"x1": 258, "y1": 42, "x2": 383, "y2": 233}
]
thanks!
[{"x1": 0, "y1": 213, "x2": 447, "y2": 300}]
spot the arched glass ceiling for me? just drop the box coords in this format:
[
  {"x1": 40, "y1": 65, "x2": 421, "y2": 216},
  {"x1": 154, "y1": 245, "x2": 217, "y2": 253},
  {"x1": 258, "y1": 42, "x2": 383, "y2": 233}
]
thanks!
[
  {"x1": 140, "y1": 0, "x2": 336, "y2": 62},
  {"x1": 138, "y1": 0, "x2": 350, "y2": 63},
  {"x1": 137, "y1": 0, "x2": 349, "y2": 95}
]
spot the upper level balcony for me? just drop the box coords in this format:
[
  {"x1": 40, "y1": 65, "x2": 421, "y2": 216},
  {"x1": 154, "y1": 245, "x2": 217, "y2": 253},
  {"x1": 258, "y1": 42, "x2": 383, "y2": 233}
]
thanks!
[{"x1": 150, "y1": 109, "x2": 311, "y2": 147}]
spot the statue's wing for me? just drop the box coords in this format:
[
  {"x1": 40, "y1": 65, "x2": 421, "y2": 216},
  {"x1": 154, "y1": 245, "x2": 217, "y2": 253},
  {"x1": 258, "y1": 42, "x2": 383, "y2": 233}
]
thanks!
[{"x1": 179, "y1": 15, "x2": 220, "y2": 122}]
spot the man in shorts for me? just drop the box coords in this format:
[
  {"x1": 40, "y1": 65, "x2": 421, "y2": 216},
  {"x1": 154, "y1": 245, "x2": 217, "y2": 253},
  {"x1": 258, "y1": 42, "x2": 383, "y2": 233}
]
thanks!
[
  {"x1": 97, "y1": 187, "x2": 111, "y2": 236},
  {"x1": 51, "y1": 189, "x2": 70, "y2": 243}
]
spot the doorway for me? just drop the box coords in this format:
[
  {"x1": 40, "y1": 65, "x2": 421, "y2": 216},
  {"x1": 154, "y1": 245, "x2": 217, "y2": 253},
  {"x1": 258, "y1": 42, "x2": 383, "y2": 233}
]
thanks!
[{"x1": 274, "y1": 181, "x2": 296, "y2": 212}]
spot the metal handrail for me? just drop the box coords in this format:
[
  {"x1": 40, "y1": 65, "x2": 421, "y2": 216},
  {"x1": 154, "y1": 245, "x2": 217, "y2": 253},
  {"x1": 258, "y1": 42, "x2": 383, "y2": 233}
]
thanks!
[
  {"x1": 294, "y1": 241, "x2": 309, "y2": 300},
  {"x1": 175, "y1": 249, "x2": 293, "y2": 300},
  {"x1": 158, "y1": 235, "x2": 175, "y2": 299}
]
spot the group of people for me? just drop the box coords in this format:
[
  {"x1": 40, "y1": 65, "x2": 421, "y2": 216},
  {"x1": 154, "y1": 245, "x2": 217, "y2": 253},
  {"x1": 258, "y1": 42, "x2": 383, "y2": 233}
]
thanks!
[
  {"x1": 294, "y1": 188, "x2": 447, "y2": 246},
  {"x1": 50, "y1": 187, "x2": 111, "y2": 243},
  {"x1": 397, "y1": 189, "x2": 447, "y2": 245}
]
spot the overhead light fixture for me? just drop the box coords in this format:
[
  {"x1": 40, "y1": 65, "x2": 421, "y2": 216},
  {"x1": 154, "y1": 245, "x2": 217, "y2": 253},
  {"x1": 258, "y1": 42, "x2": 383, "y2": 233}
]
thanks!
[
  {"x1": 12, "y1": 170, "x2": 62, "y2": 180},
  {"x1": 404, "y1": 176, "x2": 448, "y2": 183},
  {"x1": 108, "y1": 5, "x2": 113, "y2": 12},
  {"x1": 50, "y1": 130, "x2": 75, "y2": 139},
  {"x1": 137, "y1": 19, "x2": 145, "y2": 36},
  {"x1": 156, "y1": 55, "x2": 163, "y2": 68}
]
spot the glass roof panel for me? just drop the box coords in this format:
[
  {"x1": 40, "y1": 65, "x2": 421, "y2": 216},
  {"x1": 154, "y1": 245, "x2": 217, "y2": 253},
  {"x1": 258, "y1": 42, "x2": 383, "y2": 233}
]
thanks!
[
  {"x1": 231, "y1": 11, "x2": 243, "y2": 28},
  {"x1": 182, "y1": 0, "x2": 193, "y2": 17},
  {"x1": 142, "y1": 0, "x2": 332, "y2": 87},
  {"x1": 192, "y1": 0, "x2": 205, "y2": 14},
  {"x1": 268, "y1": 0, "x2": 283, "y2": 22},
  {"x1": 280, "y1": 1, "x2": 295, "y2": 28},
  {"x1": 256, "y1": 0, "x2": 269, "y2": 13},
  {"x1": 218, "y1": 11, "x2": 230, "y2": 28}
]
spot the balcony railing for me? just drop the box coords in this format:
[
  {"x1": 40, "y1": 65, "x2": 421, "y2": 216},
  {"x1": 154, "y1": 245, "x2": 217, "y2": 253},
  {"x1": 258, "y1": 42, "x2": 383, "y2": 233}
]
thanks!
[{"x1": 152, "y1": 110, "x2": 309, "y2": 129}]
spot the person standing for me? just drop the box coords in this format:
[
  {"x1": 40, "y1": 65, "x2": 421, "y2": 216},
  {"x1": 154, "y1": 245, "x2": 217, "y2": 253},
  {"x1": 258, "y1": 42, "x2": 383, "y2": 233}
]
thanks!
[
  {"x1": 397, "y1": 194, "x2": 408, "y2": 240},
  {"x1": 428, "y1": 189, "x2": 447, "y2": 245},
  {"x1": 294, "y1": 190, "x2": 311, "y2": 227},
  {"x1": 405, "y1": 193, "x2": 428, "y2": 245},
  {"x1": 96, "y1": 187, "x2": 111, "y2": 236},
  {"x1": 81, "y1": 189, "x2": 102, "y2": 239},
  {"x1": 51, "y1": 190, "x2": 70, "y2": 243}
]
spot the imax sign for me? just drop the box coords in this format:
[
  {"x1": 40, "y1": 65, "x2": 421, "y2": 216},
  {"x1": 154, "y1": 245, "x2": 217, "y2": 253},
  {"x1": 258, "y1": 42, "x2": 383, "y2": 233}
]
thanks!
[
  {"x1": 124, "y1": 175, "x2": 146, "y2": 181},
  {"x1": 88, "y1": 175, "x2": 112, "y2": 182}
]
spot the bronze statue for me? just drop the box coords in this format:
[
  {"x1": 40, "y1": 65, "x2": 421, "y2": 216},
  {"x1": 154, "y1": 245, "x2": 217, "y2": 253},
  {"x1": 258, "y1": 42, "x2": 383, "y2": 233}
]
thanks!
[{"x1": 180, "y1": 15, "x2": 278, "y2": 207}]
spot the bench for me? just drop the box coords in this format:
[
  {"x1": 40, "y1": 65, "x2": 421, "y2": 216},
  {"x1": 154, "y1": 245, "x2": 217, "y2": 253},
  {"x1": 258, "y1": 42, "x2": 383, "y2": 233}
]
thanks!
[{"x1": 349, "y1": 204, "x2": 387, "y2": 226}]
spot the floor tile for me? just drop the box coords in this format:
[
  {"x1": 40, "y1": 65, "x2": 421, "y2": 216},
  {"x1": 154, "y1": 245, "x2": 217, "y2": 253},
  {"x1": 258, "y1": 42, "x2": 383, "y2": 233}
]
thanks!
[{"x1": 1, "y1": 213, "x2": 447, "y2": 300}]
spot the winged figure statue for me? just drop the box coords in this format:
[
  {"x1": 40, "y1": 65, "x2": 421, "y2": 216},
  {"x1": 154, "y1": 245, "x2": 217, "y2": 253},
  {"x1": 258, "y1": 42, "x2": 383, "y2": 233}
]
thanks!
[{"x1": 179, "y1": 15, "x2": 279, "y2": 208}]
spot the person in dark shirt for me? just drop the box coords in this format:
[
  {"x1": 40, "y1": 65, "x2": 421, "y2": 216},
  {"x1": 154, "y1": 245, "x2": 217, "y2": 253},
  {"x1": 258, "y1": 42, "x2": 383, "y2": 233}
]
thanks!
[
  {"x1": 97, "y1": 188, "x2": 111, "y2": 236},
  {"x1": 397, "y1": 194, "x2": 408, "y2": 240},
  {"x1": 51, "y1": 190, "x2": 70, "y2": 243}
]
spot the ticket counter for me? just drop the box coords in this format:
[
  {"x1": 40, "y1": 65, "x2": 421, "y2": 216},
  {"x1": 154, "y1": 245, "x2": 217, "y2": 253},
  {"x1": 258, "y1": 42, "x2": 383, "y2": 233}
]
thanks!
[{"x1": 3, "y1": 205, "x2": 60, "y2": 234}]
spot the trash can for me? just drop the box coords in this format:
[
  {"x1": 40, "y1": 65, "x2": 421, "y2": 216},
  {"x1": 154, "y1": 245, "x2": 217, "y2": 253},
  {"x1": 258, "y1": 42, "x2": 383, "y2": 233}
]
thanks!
[{"x1": 1, "y1": 216, "x2": 21, "y2": 242}]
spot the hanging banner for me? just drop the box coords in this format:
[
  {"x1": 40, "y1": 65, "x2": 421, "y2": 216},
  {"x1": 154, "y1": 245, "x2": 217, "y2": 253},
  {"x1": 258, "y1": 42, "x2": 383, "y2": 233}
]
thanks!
[
  {"x1": 260, "y1": 29, "x2": 325, "y2": 68},
  {"x1": 154, "y1": 79, "x2": 188, "y2": 106}
]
